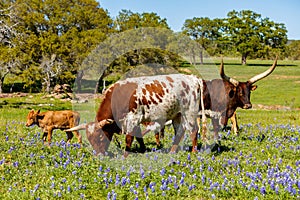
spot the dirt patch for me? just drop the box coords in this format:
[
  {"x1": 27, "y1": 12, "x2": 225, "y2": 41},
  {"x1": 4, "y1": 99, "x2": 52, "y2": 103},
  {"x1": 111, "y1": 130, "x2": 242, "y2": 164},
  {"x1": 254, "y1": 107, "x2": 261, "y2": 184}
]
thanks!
[{"x1": 0, "y1": 93, "x2": 27, "y2": 98}]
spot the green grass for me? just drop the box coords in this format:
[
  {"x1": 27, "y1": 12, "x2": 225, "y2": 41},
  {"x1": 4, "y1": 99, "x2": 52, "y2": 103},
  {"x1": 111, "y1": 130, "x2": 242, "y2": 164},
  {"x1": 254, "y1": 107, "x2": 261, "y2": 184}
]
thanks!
[{"x1": 0, "y1": 58, "x2": 299, "y2": 199}]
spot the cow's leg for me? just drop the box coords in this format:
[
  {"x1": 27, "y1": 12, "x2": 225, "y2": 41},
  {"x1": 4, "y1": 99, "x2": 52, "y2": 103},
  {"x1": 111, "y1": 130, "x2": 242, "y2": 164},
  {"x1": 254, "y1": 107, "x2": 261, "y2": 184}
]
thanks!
[
  {"x1": 230, "y1": 111, "x2": 239, "y2": 135},
  {"x1": 66, "y1": 131, "x2": 73, "y2": 143},
  {"x1": 124, "y1": 134, "x2": 134, "y2": 158},
  {"x1": 125, "y1": 126, "x2": 146, "y2": 156},
  {"x1": 154, "y1": 126, "x2": 165, "y2": 147},
  {"x1": 170, "y1": 115, "x2": 185, "y2": 153},
  {"x1": 42, "y1": 132, "x2": 48, "y2": 143},
  {"x1": 190, "y1": 124, "x2": 199, "y2": 153},
  {"x1": 73, "y1": 130, "x2": 82, "y2": 144},
  {"x1": 155, "y1": 132, "x2": 160, "y2": 146},
  {"x1": 46, "y1": 127, "x2": 53, "y2": 145},
  {"x1": 160, "y1": 126, "x2": 165, "y2": 139},
  {"x1": 134, "y1": 126, "x2": 146, "y2": 153},
  {"x1": 212, "y1": 118, "x2": 222, "y2": 141}
]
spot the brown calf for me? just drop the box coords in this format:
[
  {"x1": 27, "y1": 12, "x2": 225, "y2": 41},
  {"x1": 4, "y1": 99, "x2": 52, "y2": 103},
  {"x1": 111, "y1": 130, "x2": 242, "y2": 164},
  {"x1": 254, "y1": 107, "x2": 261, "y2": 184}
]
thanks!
[{"x1": 26, "y1": 109, "x2": 82, "y2": 145}]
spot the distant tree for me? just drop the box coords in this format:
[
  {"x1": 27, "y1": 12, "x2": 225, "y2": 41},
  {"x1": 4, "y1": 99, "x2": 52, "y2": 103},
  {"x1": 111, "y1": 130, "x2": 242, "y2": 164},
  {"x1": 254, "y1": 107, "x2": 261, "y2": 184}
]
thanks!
[
  {"x1": 115, "y1": 9, "x2": 169, "y2": 32},
  {"x1": 225, "y1": 10, "x2": 287, "y2": 64},
  {"x1": 182, "y1": 17, "x2": 222, "y2": 64},
  {"x1": 287, "y1": 40, "x2": 300, "y2": 60},
  {"x1": 0, "y1": 2, "x2": 20, "y2": 93},
  {"x1": 6, "y1": 0, "x2": 113, "y2": 92}
]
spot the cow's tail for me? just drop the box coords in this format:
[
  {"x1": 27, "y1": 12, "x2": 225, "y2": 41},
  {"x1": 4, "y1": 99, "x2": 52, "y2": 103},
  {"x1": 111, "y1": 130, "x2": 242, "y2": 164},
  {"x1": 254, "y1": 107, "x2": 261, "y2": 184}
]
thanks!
[{"x1": 198, "y1": 79, "x2": 208, "y2": 143}]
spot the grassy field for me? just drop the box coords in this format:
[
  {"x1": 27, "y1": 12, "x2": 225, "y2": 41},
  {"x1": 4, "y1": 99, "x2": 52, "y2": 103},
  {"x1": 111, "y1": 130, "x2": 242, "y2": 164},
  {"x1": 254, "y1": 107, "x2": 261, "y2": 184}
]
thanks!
[{"x1": 0, "y1": 58, "x2": 299, "y2": 199}]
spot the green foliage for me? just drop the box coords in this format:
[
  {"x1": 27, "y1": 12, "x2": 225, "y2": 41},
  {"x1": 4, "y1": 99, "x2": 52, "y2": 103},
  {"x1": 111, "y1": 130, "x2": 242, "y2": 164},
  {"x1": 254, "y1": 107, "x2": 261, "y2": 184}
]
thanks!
[
  {"x1": 115, "y1": 9, "x2": 169, "y2": 32},
  {"x1": 106, "y1": 48, "x2": 190, "y2": 81},
  {"x1": 0, "y1": 0, "x2": 113, "y2": 92},
  {"x1": 225, "y1": 10, "x2": 287, "y2": 64}
]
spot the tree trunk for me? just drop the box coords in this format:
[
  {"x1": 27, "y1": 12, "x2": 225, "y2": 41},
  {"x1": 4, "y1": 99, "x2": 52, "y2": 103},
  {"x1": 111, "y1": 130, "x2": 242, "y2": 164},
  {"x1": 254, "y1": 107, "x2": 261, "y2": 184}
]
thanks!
[
  {"x1": 75, "y1": 70, "x2": 84, "y2": 93},
  {"x1": 241, "y1": 54, "x2": 247, "y2": 65},
  {"x1": 0, "y1": 78, "x2": 3, "y2": 94},
  {"x1": 94, "y1": 79, "x2": 100, "y2": 94},
  {"x1": 45, "y1": 73, "x2": 51, "y2": 93},
  {"x1": 200, "y1": 50, "x2": 203, "y2": 65}
]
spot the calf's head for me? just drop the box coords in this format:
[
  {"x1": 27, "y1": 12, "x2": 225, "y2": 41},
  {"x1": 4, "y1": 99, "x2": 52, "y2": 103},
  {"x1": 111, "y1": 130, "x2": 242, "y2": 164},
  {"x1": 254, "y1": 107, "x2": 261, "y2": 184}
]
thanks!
[
  {"x1": 26, "y1": 109, "x2": 40, "y2": 127},
  {"x1": 220, "y1": 56, "x2": 277, "y2": 109}
]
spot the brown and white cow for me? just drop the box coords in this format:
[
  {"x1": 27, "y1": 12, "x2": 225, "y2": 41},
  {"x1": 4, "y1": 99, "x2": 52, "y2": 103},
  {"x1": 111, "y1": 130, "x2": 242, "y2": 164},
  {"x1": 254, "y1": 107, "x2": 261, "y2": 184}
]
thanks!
[
  {"x1": 67, "y1": 74, "x2": 203, "y2": 156},
  {"x1": 26, "y1": 109, "x2": 82, "y2": 145}
]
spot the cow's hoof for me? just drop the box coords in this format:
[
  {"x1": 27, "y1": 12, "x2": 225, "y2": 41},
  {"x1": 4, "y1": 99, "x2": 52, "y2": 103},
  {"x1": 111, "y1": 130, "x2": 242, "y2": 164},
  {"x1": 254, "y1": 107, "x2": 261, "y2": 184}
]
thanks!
[
  {"x1": 192, "y1": 147, "x2": 198, "y2": 153},
  {"x1": 170, "y1": 145, "x2": 178, "y2": 153}
]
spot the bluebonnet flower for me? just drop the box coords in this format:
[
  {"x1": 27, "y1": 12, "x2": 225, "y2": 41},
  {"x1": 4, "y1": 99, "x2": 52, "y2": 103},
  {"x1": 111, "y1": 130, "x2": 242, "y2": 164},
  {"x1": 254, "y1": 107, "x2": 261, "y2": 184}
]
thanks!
[
  {"x1": 190, "y1": 166, "x2": 194, "y2": 173},
  {"x1": 174, "y1": 182, "x2": 179, "y2": 189},
  {"x1": 201, "y1": 175, "x2": 205, "y2": 183},
  {"x1": 179, "y1": 177, "x2": 184, "y2": 185},
  {"x1": 160, "y1": 168, "x2": 166, "y2": 176},
  {"x1": 260, "y1": 186, "x2": 266, "y2": 195},
  {"x1": 140, "y1": 168, "x2": 145, "y2": 179},
  {"x1": 13, "y1": 161, "x2": 19, "y2": 167},
  {"x1": 59, "y1": 151, "x2": 64, "y2": 158},
  {"x1": 80, "y1": 193, "x2": 85, "y2": 199},
  {"x1": 115, "y1": 174, "x2": 120, "y2": 185},
  {"x1": 33, "y1": 184, "x2": 40, "y2": 192},
  {"x1": 67, "y1": 185, "x2": 71, "y2": 193},
  {"x1": 121, "y1": 177, "x2": 127, "y2": 186},
  {"x1": 192, "y1": 174, "x2": 197, "y2": 180}
]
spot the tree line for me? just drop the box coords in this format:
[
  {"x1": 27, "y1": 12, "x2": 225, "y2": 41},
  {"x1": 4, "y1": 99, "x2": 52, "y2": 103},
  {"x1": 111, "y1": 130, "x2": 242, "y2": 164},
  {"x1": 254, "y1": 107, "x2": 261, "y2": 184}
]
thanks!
[{"x1": 0, "y1": 0, "x2": 298, "y2": 93}]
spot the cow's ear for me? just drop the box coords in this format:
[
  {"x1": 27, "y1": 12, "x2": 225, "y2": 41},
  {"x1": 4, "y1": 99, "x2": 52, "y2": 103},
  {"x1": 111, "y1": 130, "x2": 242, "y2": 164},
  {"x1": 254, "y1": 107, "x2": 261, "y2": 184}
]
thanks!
[{"x1": 251, "y1": 85, "x2": 257, "y2": 91}]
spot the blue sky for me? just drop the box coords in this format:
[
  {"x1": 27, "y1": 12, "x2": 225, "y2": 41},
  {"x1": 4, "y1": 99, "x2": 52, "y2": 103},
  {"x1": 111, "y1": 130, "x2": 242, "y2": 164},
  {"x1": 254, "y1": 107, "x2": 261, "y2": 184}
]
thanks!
[{"x1": 99, "y1": 0, "x2": 300, "y2": 40}]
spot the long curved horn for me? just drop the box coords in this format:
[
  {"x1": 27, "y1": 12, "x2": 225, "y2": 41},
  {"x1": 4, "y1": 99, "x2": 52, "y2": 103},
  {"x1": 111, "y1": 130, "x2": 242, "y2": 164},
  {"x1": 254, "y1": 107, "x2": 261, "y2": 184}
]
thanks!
[
  {"x1": 65, "y1": 123, "x2": 87, "y2": 132},
  {"x1": 248, "y1": 55, "x2": 278, "y2": 84},
  {"x1": 220, "y1": 58, "x2": 239, "y2": 87}
]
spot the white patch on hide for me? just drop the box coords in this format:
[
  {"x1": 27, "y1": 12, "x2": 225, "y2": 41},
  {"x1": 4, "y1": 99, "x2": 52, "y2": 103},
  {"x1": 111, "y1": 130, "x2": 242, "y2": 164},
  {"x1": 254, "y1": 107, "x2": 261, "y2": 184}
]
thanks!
[{"x1": 88, "y1": 123, "x2": 95, "y2": 134}]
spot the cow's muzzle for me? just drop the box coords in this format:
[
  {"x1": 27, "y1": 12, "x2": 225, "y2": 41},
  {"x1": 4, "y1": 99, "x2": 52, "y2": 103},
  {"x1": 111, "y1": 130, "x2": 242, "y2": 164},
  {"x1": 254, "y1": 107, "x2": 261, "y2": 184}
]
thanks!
[{"x1": 243, "y1": 104, "x2": 252, "y2": 109}]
